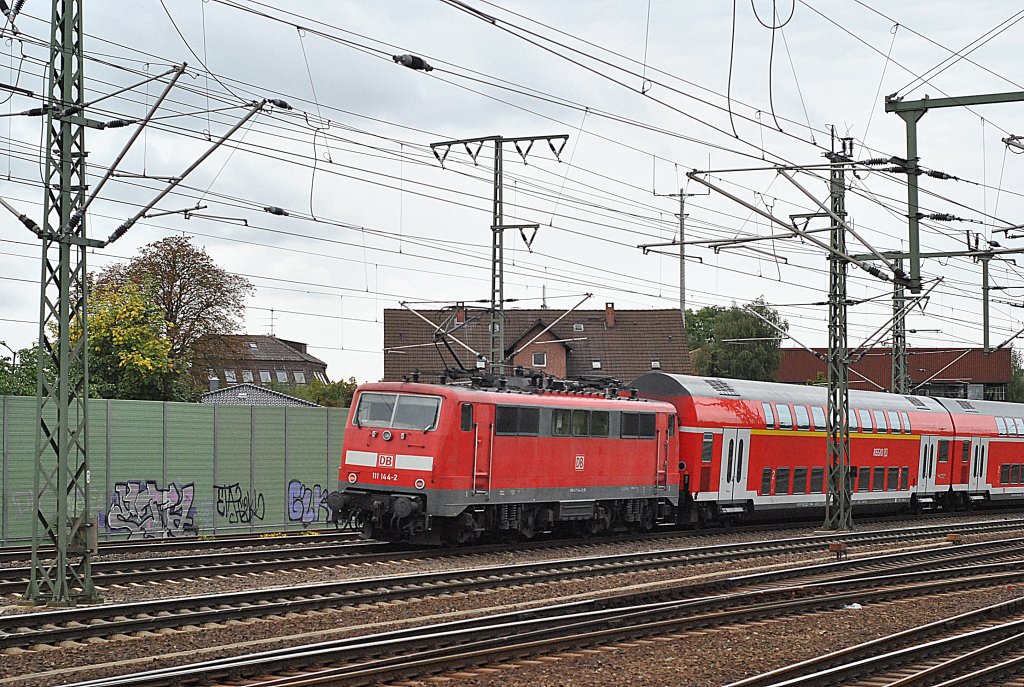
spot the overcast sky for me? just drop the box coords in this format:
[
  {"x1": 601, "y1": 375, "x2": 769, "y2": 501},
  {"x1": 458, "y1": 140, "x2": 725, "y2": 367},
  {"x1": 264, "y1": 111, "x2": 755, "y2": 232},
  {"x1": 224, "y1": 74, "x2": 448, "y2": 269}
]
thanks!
[{"x1": 1, "y1": 1, "x2": 1022, "y2": 383}]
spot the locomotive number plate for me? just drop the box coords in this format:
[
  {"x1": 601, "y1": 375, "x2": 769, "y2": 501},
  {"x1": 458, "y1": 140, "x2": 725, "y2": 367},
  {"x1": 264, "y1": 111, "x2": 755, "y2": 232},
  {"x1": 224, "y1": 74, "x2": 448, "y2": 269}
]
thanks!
[{"x1": 372, "y1": 472, "x2": 399, "y2": 481}]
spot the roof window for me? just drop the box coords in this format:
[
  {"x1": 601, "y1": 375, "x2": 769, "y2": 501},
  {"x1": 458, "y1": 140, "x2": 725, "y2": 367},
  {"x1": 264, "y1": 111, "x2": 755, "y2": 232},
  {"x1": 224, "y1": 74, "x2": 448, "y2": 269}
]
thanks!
[
  {"x1": 591, "y1": 360, "x2": 602, "y2": 370},
  {"x1": 248, "y1": 342, "x2": 259, "y2": 349},
  {"x1": 573, "y1": 323, "x2": 584, "y2": 332}
]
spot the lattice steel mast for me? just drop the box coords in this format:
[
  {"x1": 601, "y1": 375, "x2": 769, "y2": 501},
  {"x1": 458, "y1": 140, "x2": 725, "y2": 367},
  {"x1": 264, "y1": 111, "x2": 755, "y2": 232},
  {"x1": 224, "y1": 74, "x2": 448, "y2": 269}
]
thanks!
[
  {"x1": 823, "y1": 137, "x2": 853, "y2": 531},
  {"x1": 26, "y1": 0, "x2": 100, "y2": 605}
]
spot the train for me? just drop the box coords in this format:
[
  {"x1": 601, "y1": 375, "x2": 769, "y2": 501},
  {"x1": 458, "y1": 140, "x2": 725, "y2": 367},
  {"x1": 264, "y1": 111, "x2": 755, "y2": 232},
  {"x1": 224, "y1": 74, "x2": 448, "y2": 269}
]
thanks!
[{"x1": 325, "y1": 372, "x2": 1024, "y2": 543}]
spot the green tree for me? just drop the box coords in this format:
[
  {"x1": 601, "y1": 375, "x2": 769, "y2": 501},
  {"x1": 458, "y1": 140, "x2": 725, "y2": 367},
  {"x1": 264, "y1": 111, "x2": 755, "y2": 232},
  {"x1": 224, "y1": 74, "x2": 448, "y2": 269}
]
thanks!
[
  {"x1": 685, "y1": 305, "x2": 726, "y2": 350},
  {"x1": 1010, "y1": 349, "x2": 1024, "y2": 403},
  {"x1": 0, "y1": 346, "x2": 43, "y2": 396},
  {"x1": 695, "y1": 297, "x2": 787, "y2": 381},
  {"x1": 94, "y1": 236, "x2": 253, "y2": 365},
  {"x1": 74, "y1": 281, "x2": 194, "y2": 400},
  {"x1": 270, "y1": 377, "x2": 358, "y2": 407}
]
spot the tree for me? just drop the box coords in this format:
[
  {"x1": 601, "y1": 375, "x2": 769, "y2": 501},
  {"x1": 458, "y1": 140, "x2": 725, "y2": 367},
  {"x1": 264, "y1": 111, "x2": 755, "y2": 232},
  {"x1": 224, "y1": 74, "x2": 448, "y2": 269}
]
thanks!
[
  {"x1": 74, "y1": 281, "x2": 192, "y2": 401},
  {"x1": 694, "y1": 297, "x2": 787, "y2": 381},
  {"x1": 270, "y1": 377, "x2": 359, "y2": 407},
  {"x1": 1010, "y1": 349, "x2": 1024, "y2": 403},
  {"x1": 94, "y1": 236, "x2": 253, "y2": 362},
  {"x1": 685, "y1": 305, "x2": 726, "y2": 350},
  {"x1": 0, "y1": 346, "x2": 43, "y2": 396}
]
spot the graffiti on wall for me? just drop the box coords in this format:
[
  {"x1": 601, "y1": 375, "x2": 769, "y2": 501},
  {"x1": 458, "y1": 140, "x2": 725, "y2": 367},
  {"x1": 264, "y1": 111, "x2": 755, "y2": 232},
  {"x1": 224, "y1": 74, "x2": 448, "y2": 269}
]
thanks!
[
  {"x1": 214, "y1": 483, "x2": 265, "y2": 523},
  {"x1": 287, "y1": 480, "x2": 331, "y2": 524},
  {"x1": 106, "y1": 480, "x2": 197, "y2": 539}
]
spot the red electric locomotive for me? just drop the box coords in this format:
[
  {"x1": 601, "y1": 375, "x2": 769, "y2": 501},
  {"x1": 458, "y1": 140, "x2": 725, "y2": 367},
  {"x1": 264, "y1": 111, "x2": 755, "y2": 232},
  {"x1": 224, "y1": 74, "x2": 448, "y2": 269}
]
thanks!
[{"x1": 327, "y1": 380, "x2": 679, "y2": 543}]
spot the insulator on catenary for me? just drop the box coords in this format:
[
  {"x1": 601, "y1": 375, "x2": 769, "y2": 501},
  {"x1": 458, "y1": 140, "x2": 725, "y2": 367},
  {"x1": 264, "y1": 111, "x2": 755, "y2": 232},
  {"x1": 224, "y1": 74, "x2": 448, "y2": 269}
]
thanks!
[
  {"x1": 859, "y1": 157, "x2": 890, "y2": 165},
  {"x1": 102, "y1": 119, "x2": 134, "y2": 129},
  {"x1": 263, "y1": 206, "x2": 288, "y2": 216},
  {"x1": 392, "y1": 54, "x2": 433, "y2": 71},
  {"x1": 267, "y1": 98, "x2": 292, "y2": 110}
]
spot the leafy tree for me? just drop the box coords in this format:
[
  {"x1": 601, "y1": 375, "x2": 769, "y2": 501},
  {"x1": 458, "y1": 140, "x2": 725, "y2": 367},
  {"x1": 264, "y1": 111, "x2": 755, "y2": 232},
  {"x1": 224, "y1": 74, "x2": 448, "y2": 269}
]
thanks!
[
  {"x1": 74, "y1": 281, "x2": 194, "y2": 400},
  {"x1": 270, "y1": 377, "x2": 358, "y2": 407},
  {"x1": 695, "y1": 297, "x2": 787, "y2": 381},
  {"x1": 0, "y1": 346, "x2": 43, "y2": 396},
  {"x1": 94, "y1": 236, "x2": 253, "y2": 363},
  {"x1": 685, "y1": 305, "x2": 726, "y2": 350},
  {"x1": 1010, "y1": 349, "x2": 1024, "y2": 403}
]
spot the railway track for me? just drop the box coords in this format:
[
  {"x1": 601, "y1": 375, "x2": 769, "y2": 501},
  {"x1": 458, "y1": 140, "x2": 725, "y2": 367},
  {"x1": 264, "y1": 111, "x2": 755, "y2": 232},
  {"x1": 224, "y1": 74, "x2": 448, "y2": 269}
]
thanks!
[
  {"x1": 2, "y1": 516, "x2": 1019, "y2": 599},
  {"x1": 3, "y1": 527, "x2": 1023, "y2": 652},
  {"x1": 728, "y1": 600, "x2": 1024, "y2": 686},
  {"x1": 54, "y1": 543, "x2": 1024, "y2": 687}
]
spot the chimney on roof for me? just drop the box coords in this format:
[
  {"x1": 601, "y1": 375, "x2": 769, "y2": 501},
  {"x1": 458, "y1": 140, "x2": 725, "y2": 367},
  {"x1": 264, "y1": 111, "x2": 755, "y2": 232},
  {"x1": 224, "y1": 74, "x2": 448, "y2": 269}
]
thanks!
[
  {"x1": 605, "y1": 302, "x2": 616, "y2": 328},
  {"x1": 209, "y1": 376, "x2": 219, "y2": 392},
  {"x1": 455, "y1": 302, "x2": 466, "y2": 324}
]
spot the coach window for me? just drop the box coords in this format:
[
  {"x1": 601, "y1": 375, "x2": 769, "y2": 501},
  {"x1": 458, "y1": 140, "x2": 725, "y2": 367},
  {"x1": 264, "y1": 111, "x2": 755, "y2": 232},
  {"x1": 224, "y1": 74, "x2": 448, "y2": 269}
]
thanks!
[
  {"x1": 461, "y1": 404, "x2": 473, "y2": 431},
  {"x1": 887, "y1": 467, "x2": 899, "y2": 491},
  {"x1": 792, "y1": 467, "x2": 808, "y2": 494},
  {"x1": 761, "y1": 468, "x2": 772, "y2": 495},
  {"x1": 900, "y1": 412, "x2": 911, "y2": 434},
  {"x1": 900, "y1": 466, "x2": 909, "y2": 490},
  {"x1": 1001, "y1": 464, "x2": 1011, "y2": 484},
  {"x1": 571, "y1": 410, "x2": 590, "y2": 437},
  {"x1": 701, "y1": 433, "x2": 714, "y2": 463},
  {"x1": 810, "y1": 467, "x2": 825, "y2": 493},
  {"x1": 873, "y1": 410, "x2": 888, "y2": 433},
  {"x1": 794, "y1": 405, "x2": 810, "y2": 431},
  {"x1": 776, "y1": 404, "x2": 793, "y2": 430},
  {"x1": 996, "y1": 417, "x2": 1007, "y2": 435},
  {"x1": 591, "y1": 411, "x2": 610, "y2": 437},
  {"x1": 859, "y1": 409, "x2": 873, "y2": 433},
  {"x1": 872, "y1": 467, "x2": 885, "y2": 491},
  {"x1": 961, "y1": 441, "x2": 970, "y2": 464},
  {"x1": 811, "y1": 406, "x2": 826, "y2": 431},
  {"x1": 736, "y1": 440, "x2": 744, "y2": 483},
  {"x1": 887, "y1": 411, "x2": 901, "y2": 433},
  {"x1": 762, "y1": 402, "x2": 776, "y2": 429},
  {"x1": 857, "y1": 466, "x2": 870, "y2": 492},
  {"x1": 775, "y1": 467, "x2": 791, "y2": 495},
  {"x1": 1013, "y1": 464, "x2": 1022, "y2": 484},
  {"x1": 725, "y1": 439, "x2": 735, "y2": 483},
  {"x1": 848, "y1": 407, "x2": 859, "y2": 432},
  {"x1": 938, "y1": 440, "x2": 950, "y2": 463},
  {"x1": 552, "y1": 409, "x2": 571, "y2": 436},
  {"x1": 1016, "y1": 418, "x2": 1024, "y2": 436}
]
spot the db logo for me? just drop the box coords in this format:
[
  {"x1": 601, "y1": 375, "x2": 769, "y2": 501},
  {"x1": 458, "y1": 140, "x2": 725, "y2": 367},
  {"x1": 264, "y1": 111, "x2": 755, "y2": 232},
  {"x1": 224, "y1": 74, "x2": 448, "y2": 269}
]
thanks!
[
  {"x1": 415, "y1": 478, "x2": 425, "y2": 489},
  {"x1": 377, "y1": 454, "x2": 395, "y2": 468},
  {"x1": 575, "y1": 455, "x2": 585, "y2": 471},
  {"x1": 347, "y1": 472, "x2": 358, "y2": 483}
]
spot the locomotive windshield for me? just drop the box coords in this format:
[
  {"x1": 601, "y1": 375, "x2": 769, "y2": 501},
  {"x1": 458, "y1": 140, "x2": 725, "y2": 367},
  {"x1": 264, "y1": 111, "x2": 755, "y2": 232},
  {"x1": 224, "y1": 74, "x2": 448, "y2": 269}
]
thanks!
[{"x1": 355, "y1": 392, "x2": 441, "y2": 431}]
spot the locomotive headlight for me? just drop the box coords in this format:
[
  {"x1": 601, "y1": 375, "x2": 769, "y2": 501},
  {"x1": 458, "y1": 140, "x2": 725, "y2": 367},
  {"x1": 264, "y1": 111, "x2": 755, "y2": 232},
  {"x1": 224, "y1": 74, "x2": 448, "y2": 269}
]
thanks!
[
  {"x1": 347, "y1": 472, "x2": 358, "y2": 483},
  {"x1": 382, "y1": 430, "x2": 392, "y2": 441}
]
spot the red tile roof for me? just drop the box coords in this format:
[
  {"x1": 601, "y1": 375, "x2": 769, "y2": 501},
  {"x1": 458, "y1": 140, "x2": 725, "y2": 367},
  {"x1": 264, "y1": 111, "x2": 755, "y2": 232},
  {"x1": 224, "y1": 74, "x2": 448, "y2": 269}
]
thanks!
[
  {"x1": 776, "y1": 347, "x2": 1011, "y2": 390},
  {"x1": 384, "y1": 304, "x2": 692, "y2": 383}
]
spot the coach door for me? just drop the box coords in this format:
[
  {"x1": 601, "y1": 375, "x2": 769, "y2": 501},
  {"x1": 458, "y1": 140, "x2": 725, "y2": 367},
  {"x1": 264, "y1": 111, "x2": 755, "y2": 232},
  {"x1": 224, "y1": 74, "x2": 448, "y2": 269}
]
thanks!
[
  {"x1": 918, "y1": 435, "x2": 938, "y2": 494},
  {"x1": 473, "y1": 404, "x2": 495, "y2": 495},
  {"x1": 969, "y1": 437, "x2": 989, "y2": 491},
  {"x1": 719, "y1": 428, "x2": 750, "y2": 502}
]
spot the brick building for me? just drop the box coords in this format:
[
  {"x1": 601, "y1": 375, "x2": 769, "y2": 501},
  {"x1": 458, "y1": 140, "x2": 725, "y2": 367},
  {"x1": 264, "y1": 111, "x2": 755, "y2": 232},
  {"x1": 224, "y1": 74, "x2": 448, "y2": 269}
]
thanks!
[
  {"x1": 776, "y1": 347, "x2": 1012, "y2": 400},
  {"x1": 194, "y1": 334, "x2": 329, "y2": 390},
  {"x1": 383, "y1": 303, "x2": 691, "y2": 383}
]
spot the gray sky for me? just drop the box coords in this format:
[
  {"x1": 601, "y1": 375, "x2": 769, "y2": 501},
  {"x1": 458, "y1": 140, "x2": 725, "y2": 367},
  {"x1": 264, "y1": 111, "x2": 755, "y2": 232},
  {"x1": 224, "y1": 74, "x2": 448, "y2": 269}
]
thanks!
[{"x1": 1, "y1": 1, "x2": 1022, "y2": 383}]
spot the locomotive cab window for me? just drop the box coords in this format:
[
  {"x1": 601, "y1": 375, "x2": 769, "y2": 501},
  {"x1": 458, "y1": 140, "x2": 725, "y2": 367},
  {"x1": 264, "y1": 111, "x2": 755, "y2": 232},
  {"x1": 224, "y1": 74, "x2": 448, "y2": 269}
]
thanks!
[
  {"x1": 794, "y1": 405, "x2": 810, "y2": 431},
  {"x1": 355, "y1": 393, "x2": 441, "y2": 431},
  {"x1": 762, "y1": 402, "x2": 776, "y2": 429},
  {"x1": 461, "y1": 404, "x2": 473, "y2": 431},
  {"x1": 777, "y1": 404, "x2": 793, "y2": 430}
]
